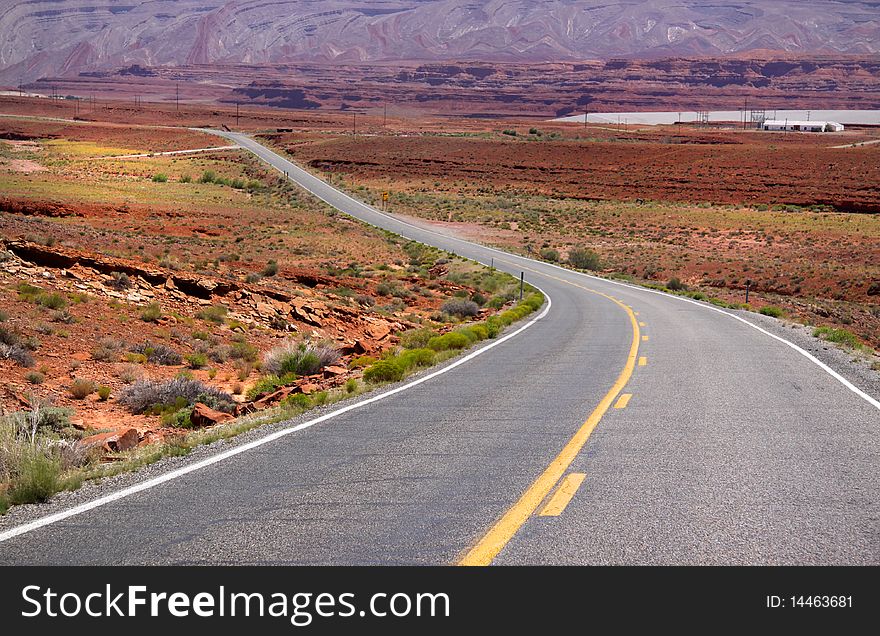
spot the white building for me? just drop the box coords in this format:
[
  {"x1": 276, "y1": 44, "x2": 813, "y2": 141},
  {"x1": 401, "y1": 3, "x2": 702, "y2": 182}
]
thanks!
[{"x1": 762, "y1": 120, "x2": 844, "y2": 132}]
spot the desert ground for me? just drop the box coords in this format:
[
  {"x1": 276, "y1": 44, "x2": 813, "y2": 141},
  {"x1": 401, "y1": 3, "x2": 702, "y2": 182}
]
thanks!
[{"x1": 0, "y1": 93, "x2": 877, "y2": 511}]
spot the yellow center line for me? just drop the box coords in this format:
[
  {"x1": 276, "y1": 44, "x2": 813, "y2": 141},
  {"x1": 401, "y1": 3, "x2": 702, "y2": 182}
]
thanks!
[
  {"x1": 457, "y1": 259, "x2": 640, "y2": 566},
  {"x1": 538, "y1": 473, "x2": 587, "y2": 517},
  {"x1": 639, "y1": 321, "x2": 646, "y2": 327},
  {"x1": 642, "y1": 335, "x2": 649, "y2": 342},
  {"x1": 638, "y1": 356, "x2": 647, "y2": 366},
  {"x1": 614, "y1": 393, "x2": 632, "y2": 409}
]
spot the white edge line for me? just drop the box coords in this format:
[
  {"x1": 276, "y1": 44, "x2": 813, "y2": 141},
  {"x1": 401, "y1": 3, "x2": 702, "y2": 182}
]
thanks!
[
  {"x1": 214, "y1": 130, "x2": 878, "y2": 412},
  {"x1": 0, "y1": 290, "x2": 552, "y2": 543}
]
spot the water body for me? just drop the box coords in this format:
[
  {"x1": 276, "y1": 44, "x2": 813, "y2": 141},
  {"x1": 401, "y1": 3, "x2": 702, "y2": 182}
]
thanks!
[{"x1": 554, "y1": 110, "x2": 880, "y2": 126}]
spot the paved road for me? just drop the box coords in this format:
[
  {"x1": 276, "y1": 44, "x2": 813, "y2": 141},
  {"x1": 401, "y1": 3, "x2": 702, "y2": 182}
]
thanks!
[{"x1": 0, "y1": 131, "x2": 877, "y2": 565}]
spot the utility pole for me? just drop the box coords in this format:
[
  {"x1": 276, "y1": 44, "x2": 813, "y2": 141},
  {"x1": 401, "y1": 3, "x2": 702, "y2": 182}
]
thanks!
[
  {"x1": 353, "y1": 112, "x2": 357, "y2": 136},
  {"x1": 176, "y1": 82, "x2": 179, "y2": 112},
  {"x1": 236, "y1": 102, "x2": 240, "y2": 127},
  {"x1": 584, "y1": 107, "x2": 588, "y2": 130},
  {"x1": 678, "y1": 112, "x2": 682, "y2": 135},
  {"x1": 18, "y1": 77, "x2": 22, "y2": 97},
  {"x1": 519, "y1": 272, "x2": 524, "y2": 301},
  {"x1": 383, "y1": 102, "x2": 387, "y2": 128},
  {"x1": 744, "y1": 98, "x2": 749, "y2": 130}
]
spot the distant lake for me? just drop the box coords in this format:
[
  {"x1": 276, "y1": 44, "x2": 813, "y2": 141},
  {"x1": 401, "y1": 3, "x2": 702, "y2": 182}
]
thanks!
[{"x1": 553, "y1": 110, "x2": 880, "y2": 126}]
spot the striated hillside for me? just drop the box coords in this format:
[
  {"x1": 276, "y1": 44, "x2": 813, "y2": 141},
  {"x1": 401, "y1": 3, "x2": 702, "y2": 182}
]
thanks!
[{"x1": 1, "y1": 1, "x2": 879, "y2": 84}]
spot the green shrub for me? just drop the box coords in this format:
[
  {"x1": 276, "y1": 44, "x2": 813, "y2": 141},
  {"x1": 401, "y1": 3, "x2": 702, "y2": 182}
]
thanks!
[
  {"x1": 152, "y1": 174, "x2": 168, "y2": 183},
  {"x1": 245, "y1": 373, "x2": 296, "y2": 400},
  {"x1": 38, "y1": 293, "x2": 67, "y2": 310},
  {"x1": 759, "y1": 306, "x2": 784, "y2": 318},
  {"x1": 124, "y1": 352, "x2": 148, "y2": 364},
  {"x1": 442, "y1": 298, "x2": 480, "y2": 318},
  {"x1": 0, "y1": 310, "x2": 7, "y2": 322},
  {"x1": 667, "y1": 277, "x2": 687, "y2": 291},
  {"x1": 283, "y1": 393, "x2": 311, "y2": 410},
  {"x1": 8, "y1": 449, "x2": 61, "y2": 505},
  {"x1": 180, "y1": 174, "x2": 192, "y2": 184},
  {"x1": 161, "y1": 407, "x2": 192, "y2": 428},
  {"x1": 399, "y1": 328, "x2": 436, "y2": 349},
  {"x1": 567, "y1": 247, "x2": 602, "y2": 271},
  {"x1": 262, "y1": 260, "x2": 279, "y2": 277},
  {"x1": 262, "y1": 340, "x2": 339, "y2": 376},
  {"x1": 186, "y1": 353, "x2": 208, "y2": 369},
  {"x1": 69, "y1": 379, "x2": 96, "y2": 400},
  {"x1": 118, "y1": 378, "x2": 233, "y2": 414},
  {"x1": 364, "y1": 359, "x2": 406, "y2": 383},
  {"x1": 427, "y1": 332, "x2": 471, "y2": 351},
  {"x1": 199, "y1": 170, "x2": 217, "y2": 184},
  {"x1": 140, "y1": 302, "x2": 162, "y2": 323},
  {"x1": 539, "y1": 247, "x2": 559, "y2": 262},
  {"x1": 230, "y1": 339, "x2": 258, "y2": 362},
  {"x1": 813, "y1": 326, "x2": 860, "y2": 348},
  {"x1": 97, "y1": 386, "x2": 112, "y2": 401},
  {"x1": 350, "y1": 355, "x2": 377, "y2": 369},
  {"x1": 397, "y1": 348, "x2": 436, "y2": 371},
  {"x1": 197, "y1": 305, "x2": 227, "y2": 324},
  {"x1": 25, "y1": 371, "x2": 45, "y2": 384},
  {"x1": 345, "y1": 378, "x2": 358, "y2": 393}
]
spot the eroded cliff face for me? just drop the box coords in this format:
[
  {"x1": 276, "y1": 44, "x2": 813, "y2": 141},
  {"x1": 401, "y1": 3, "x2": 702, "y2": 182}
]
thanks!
[
  {"x1": 2, "y1": 0, "x2": 879, "y2": 84},
  {"x1": 28, "y1": 56, "x2": 880, "y2": 117}
]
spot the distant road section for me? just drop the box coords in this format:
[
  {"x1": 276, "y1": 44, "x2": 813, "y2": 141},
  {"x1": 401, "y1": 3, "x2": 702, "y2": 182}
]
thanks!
[{"x1": 555, "y1": 109, "x2": 880, "y2": 126}]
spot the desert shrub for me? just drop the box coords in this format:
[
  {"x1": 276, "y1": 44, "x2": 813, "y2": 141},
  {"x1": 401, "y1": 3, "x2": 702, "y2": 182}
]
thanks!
[
  {"x1": 25, "y1": 371, "x2": 44, "y2": 385},
  {"x1": 208, "y1": 345, "x2": 230, "y2": 363},
  {"x1": 7, "y1": 448, "x2": 61, "y2": 505},
  {"x1": 759, "y1": 306, "x2": 784, "y2": 318},
  {"x1": 118, "y1": 363, "x2": 142, "y2": 384},
  {"x1": 350, "y1": 355, "x2": 376, "y2": 369},
  {"x1": 813, "y1": 326, "x2": 860, "y2": 348},
  {"x1": 567, "y1": 247, "x2": 601, "y2": 271},
  {"x1": 197, "y1": 305, "x2": 227, "y2": 324},
  {"x1": 667, "y1": 278, "x2": 687, "y2": 292},
  {"x1": 130, "y1": 342, "x2": 182, "y2": 366},
  {"x1": 69, "y1": 379, "x2": 96, "y2": 400},
  {"x1": 230, "y1": 339, "x2": 258, "y2": 362},
  {"x1": 282, "y1": 393, "x2": 311, "y2": 410},
  {"x1": 199, "y1": 170, "x2": 217, "y2": 184},
  {"x1": 0, "y1": 324, "x2": 21, "y2": 346},
  {"x1": 397, "y1": 348, "x2": 435, "y2": 371},
  {"x1": 92, "y1": 337, "x2": 123, "y2": 362},
  {"x1": 245, "y1": 272, "x2": 262, "y2": 284},
  {"x1": 399, "y1": 327, "x2": 436, "y2": 349},
  {"x1": 262, "y1": 340, "x2": 339, "y2": 376},
  {"x1": 161, "y1": 407, "x2": 192, "y2": 428},
  {"x1": 191, "y1": 330, "x2": 210, "y2": 341},
  {"x1": 345, "y1": 378, "x2": 358, "y2": 394},
  {"x1": 110, "y1": 271, "x2": 131, "y2": 290},
  {"x1": 502, "y1": 129, "x2": 517, "y2": 136},
  {"x1": 52, "y1": 308, "x2": 75, "y2": 323},
  {"x1": 186, "y1": 353, "x2": 208, "y2": 369},
  {"x1": 0, "y1": 343, "x2": 34, "y2": 367},
  {"x1": 539, "y1": 247, "x2": 559, "y2": 262},
  {"x1": 140, "y1": 302, "x2": 163, "y2": 323},
  {"x1": 363, "y1": 359, "x2": 405, "y2": 384},
  {"x1": 427, "y1": 332, "x2": 471, "y2": 351},
  {"x1": 38, "y1": 293, "x2": 67, "y2": 310},
  {"x1": 246, "y1": 373, "x2": 296, "y2": 400},
  {"x1": 456, "y1": 324, "x2": 489, "y2": 343},
  {"x1": 97, "y1": 386, "x2": 111, "y2": 401},
  {"x1": 0, "y1": 310, "x2": 7, "y2": 322},
  {"x1": 124, "y1": 352, "x2": 147, "y2": 364},
  {"x1": 262, "y1": 260, "x2": 279, "y2": 277},
  {"x1": 441, "y1": 298, "x2": 480, "y2": 318},
  {"x1": 180, "y1": 174, "x2": 192, "y2": 184},
  {"x1": 152, "y1": 174, "x2": 168, "y2": 183},
  {"x1": 118, "y1": 378, "x2": 233, "y2": 414},
  {"x1": 354, "y1": 294, "x2": 375, "y2": 307},
  {"x1": 376, "y1": 281, "x2": 394, "y2": 296}
]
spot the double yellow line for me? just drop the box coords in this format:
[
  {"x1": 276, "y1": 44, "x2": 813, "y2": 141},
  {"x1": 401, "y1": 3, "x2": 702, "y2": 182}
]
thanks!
[{"x1": 457, "y1": 266, "x2": 640, "y2": 566}]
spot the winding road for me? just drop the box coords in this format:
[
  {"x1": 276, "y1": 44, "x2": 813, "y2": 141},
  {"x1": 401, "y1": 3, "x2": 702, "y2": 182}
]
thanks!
[{"x1": 0, "y1": 131, "x2": 877, "y2": 565}]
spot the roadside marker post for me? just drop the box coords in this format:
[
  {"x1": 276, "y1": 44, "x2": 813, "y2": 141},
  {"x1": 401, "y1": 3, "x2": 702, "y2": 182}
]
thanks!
[
  {"x1": 745, "y1": 279, "x2": 752, "y2": 304},
  {"x1": 520, "y1": 272, "x2": 524, "y2": 300}
]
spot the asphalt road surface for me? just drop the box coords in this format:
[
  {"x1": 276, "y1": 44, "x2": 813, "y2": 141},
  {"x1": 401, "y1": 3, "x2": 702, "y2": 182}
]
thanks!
[{"x1": 0, "y1": 131, "x2": 877, "y2": 565}]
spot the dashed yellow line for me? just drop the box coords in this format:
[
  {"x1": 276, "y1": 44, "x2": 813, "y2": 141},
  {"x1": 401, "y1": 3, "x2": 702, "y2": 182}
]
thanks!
[
  {"x1": 458, "y1": 260, "x2": 639, "y2": 566},
  {"x1": 538, "y1": 473, "x2": 587, "y2": 517},
  {"x1": 638, "y1": 356, "x2": 647, "y2": 366},
  {"x1": 614, "y1": 393, "x2": 632, "y2": 409},
  {"x1": 642, "y1": 335, "x2": 649, "y2": 342},
  {"x1": 639, "y1": 322, "x2": 646, "y2": 327}
]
